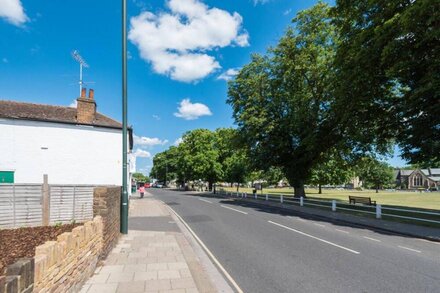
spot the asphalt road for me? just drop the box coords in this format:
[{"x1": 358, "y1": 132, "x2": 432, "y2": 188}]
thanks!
[{"x1": 147, "y1": 189, "x2": 440, "y2": 293}]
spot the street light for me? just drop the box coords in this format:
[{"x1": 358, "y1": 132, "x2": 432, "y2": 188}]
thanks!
[{"x1": 120, "y1": 0, "x2": 129, "y2": 234}]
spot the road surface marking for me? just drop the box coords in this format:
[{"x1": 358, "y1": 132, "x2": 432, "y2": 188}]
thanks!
[
  {"x1": 221, "y1": 205, "x2": 248, "y2": 215},
  {"x1": 166, "y1": 205, "x2": 244, "y2": 293},
  {"x1": 314, "y1": 223, "x2": 325, "y2": 228},
  {"x1": 398, "y1": 245, "x2": 421, "y2": 253},
  {"x1": 335, "y1": 229, "x2": 349, "y2": 234},
  {"x1": 418, "y1": 239, "x2": 440, "y2": 245},
  {"x1": 287, "y1": 216, "x2": 306, "y2": 222},
  {"x1": 198, "y1": 198, "x2": 213, "y2": 204},
  {"x1": 268, "y1": 220, "x2": 360, "y2": 254},
  {"x1": 363, "y1": 236, "x2": 381, "y2": 242}
]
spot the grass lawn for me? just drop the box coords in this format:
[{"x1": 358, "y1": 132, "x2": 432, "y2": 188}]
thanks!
[{"x1": 222, "y1": 187, "x2": 440, "y2": 211}]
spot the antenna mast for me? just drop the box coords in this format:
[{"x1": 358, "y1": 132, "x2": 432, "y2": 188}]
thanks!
[{"x1": 71, "y1": 50, "x2": 89, "y2": 96}]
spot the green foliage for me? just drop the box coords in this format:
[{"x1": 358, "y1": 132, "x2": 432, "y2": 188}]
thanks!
[
  {"x1": 132, "y1": 172, "x2": 150, "y2": 183},
  {"x1": 355, "y1": 157, "x2": 395, "y2": 191},
  {"x1": 262, "y1": 167, "x2": 285, "y2": 186},
  {"x1": 227, "y1": 2, "x2": 341, "y2": 197},
  {"x1": 333, "y1": 0, "x2": 440, "y2": 164},
  {"x1": 309, "y1": 149, "x2": 354, "y2": 192}
]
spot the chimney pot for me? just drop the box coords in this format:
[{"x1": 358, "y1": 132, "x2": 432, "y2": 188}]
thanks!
[
  {"x1": 89, "y1": 89, "x2": 94, "y2": 100},
  {"x1": 81, "y1": 87, "x2": 87, "y2": 98}
]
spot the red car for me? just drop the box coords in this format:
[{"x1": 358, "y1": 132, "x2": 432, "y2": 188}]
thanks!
[{"x1": 144, "y1": 183, "x2": 151, "y2": 188}]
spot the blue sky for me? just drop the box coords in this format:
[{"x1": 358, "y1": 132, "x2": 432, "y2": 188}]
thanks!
[{"x1": 0, "y1": 0, "x2": 408, "y2": 175}]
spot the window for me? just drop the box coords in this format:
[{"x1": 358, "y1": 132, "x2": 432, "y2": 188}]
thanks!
[
  {"x1": 413, "y1": 174, "x2": 423, "y2": 187},
  {"x1": 0, "y1": 171, "x2": 14, "y2": 183}
]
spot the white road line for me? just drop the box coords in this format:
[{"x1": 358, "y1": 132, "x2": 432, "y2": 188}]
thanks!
[
  {"x1": 363, "y1": 236, "x2": 381, "y2": 242},
  {"x1": 220, "y1": 205, "x2": 248, "y2": 215},
  {"x1": 287, "y1": 216, "x2": 306, "y2": 222},
  {"x1": 198, "y1": 198, "x2": 213, "y2": 204},
  {"x1": 166, "y1": 205, "x2": 244, "y2": 293},
  {"x1": 398, "y1": 245, "x2": 421, "y2": 253},
  {"x1": 335, "y1": 229, "x2": 349, "y2": 234},
  {"x1": 418, "y1": 239, "x2": 440, "y2": 245},
  {"x1": 314, "y1": 223, "x2": 325, "y2": 228},
  {"x1": 268, "y1": 220, "x2": 360, "y2": 254}
]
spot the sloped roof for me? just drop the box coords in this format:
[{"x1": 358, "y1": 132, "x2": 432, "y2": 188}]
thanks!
[
  {"x1": 0, "y1": 100, "x2": 122, "y2": 129},
  {"x1": 429, "y1": 168, "x2": 440, "y2": 175},
  {"x1": 400, "y1": 170, "x2": 414, "y2": 176}
]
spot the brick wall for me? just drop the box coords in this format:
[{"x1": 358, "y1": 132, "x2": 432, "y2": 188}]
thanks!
[
  {"x1": 1, "y1": 186, "x2": 121, "y2": 293},
  {"x1": 33, "y1": 216, "x2": 103, "y2": 292},
  {"x1": 93, "y1": 186, "x2": 121, "y2": 259}
]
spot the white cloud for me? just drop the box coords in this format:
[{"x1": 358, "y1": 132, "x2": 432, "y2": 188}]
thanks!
[
  {"x1": 152, "y1": 115, "x2": 160, "y2": 120},
  {"x1": 253, "y1": 0, "x2": 270, "y2": 5},
  {"x1": 69, "y1": 100, "x2": 77, "y2": 108},
  {"x1": 283, "y1": 9, "x2": 292, "y2": 16},
  {"x1": 174, "y1": 98, "x2": 212, "y2": 120},
  {"x1": 174, "y1": 137, "x2": 183, "y2": 146},
  {"x1": 134, "y1": 135, "x2": 168, "y2": 146},
  {"x1": 133, "y1": 149, "x2": 152, "y2": 158},
  {"x1": 217, "y1": 68, "x2": 240, "y2": 81},
  {"x1": 0, "y1": 0, "x2": 29, "y2": 26},
  {"x1": 128, "y1": 0, "x2": 249, "y2": 82}
]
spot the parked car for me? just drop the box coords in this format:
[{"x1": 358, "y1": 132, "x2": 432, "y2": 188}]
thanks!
[{"x1": 144, "y1": 183, "x2": 151, "y2": 188}]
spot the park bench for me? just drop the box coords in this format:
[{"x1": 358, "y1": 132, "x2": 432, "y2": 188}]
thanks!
[{"x1": 349, "y1": 196, "x2": 376, "y2": 206}]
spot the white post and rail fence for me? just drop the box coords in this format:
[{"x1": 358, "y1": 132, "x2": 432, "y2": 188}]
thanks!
[{"x1": 218, "y1": 189, "x2": 440, "y2": 226}]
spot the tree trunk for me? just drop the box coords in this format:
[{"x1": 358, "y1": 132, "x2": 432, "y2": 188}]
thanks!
[
  {"x1": 318, "y1": 184, "x2": 322, "y2": 194},
  {"x1": 208, "y1": 181, "x2": 213, "y2": 192},
  {"x1": 376, "y1": 184, "x2": 379, "y2": 193},
  {"x1": 293, "y1": 183, "x2": 306, "y2": 198},
  {"x1": 236, "y1": 184, "x2": 239, "y2": 192}
]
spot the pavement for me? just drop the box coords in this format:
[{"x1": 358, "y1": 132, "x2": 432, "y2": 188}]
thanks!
[
  {"x1": 80, "y1": 191, "x2": 233, "y2": 293},
  {"x1": 151, "y1": 189, "x2": 440, "y2": 293}
]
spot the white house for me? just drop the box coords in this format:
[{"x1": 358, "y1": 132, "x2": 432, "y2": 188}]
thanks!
[{"x1": 0, "y1": 88, "x2": 134, "y2": 193}]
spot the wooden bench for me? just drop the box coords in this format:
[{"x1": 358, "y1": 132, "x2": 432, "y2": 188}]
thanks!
[{"x1": 349, "y1": 196, "x2": 376, "y2": 206}]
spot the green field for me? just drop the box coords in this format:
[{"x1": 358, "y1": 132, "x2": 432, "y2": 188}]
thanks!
[{"x1": 222, "y1": 187, "x2": 440, "y2": 211}]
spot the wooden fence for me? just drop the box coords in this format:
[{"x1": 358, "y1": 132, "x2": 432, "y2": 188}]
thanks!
[{"x1": 0, "y1": 181, "x2": 94, "y2": 229}]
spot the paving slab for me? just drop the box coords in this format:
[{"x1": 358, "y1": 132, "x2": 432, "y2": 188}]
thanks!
[{"x1": 80, "y1": 192, "x2": 231, "y2": 293}]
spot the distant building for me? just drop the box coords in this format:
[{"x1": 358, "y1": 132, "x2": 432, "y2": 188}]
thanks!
[
  {"x1": 396, "y1": 168, "x2": 440, "y2": 190},
  {"x1": 0, "y1": 88, "x2": 134, "y2": 193}
]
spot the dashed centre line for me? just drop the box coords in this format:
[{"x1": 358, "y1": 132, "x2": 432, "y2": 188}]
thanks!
[
  {"x1": 198, "y1": 198, "x2": 213, "y2": 204},
  {"x1": 221, "y1": 205, "x2": 248, "y2": 215},
  {"x1": 335, "y1": 229, "x2": 349, "y2": 234},
  {"x1": 268, "y1": 220, "x2": 360, "y2": 254},
  {"x1": 363, "y1": 236, "x2": 381, "y2": 242},
  {"x1": 398, "y1": 245, "x2": 421, "y2": 253}
]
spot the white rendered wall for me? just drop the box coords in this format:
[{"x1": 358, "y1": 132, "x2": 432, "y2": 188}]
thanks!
[{"x1": 0, "y1": 119, "x2": 128, "y2": 186}]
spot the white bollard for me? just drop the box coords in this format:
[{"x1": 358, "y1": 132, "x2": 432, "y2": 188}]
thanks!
[
  {"x1": 265, "y1": 194, "x2": 268, "y2": 201},
  {"x1": 300, "y1": 197, "x2": 304, "y2": 207},
  {"x1": 255, "y1": 193, "x2": 257, "y2": 199},
  {"x1": 245, "y1": 192, "x2": 248, "y2": 198},
  {"x1": 332, "y1": 200, "x2": 336, "y2": 212},
  {"x1": 376, "y1": 204, "x2": 382, "y2": 219},
  {"x1": 280, "y1": 195, "x2": 284, "y2": 204}
]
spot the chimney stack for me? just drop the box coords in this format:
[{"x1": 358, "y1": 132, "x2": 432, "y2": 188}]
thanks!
[{"x1": 76, "y1": 88, "x2": 96, "y2": 124}]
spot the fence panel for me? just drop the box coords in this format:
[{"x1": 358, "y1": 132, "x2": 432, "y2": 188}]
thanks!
[
  {"x1": 49, "y1": 185, "x2": 94, "y2": 224},
  {"x1": 0, "y1": 184, "x2": 43, "y2": 228}
]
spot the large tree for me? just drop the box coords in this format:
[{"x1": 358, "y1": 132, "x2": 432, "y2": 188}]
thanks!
[
  {"x1": 178, "y1": 129, "x2": 223, "y2": 190},
  {"x1": 309, "y1": 150, "x2": 353, "y2": 194},
  {"x1": 355, "y1": 157, "x2": 395, "y2": 193},
  {"x1": 333, "y1": 0, "x2": 440, "y2": 164},
  {"x1": 228, "y1": 3, "x2": 343, "y2": 197}
]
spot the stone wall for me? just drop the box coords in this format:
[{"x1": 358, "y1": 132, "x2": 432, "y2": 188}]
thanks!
[
  {"x1": 33, "y1": 216, "x2": 103, "y2": 292},
  {"x1": 1, "y1": 186, "x2": 122, "y2": 293},
  {"x1": 1, "y1": 259, "x2": 34, "y2": 293},
  {"x1": 93, "y1": 186, "x2": 121, "y2": 259}
]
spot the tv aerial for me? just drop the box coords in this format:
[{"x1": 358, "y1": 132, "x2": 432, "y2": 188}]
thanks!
[{"x1": 71, "y1": 50, "x2": 94, "y2": 96}]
